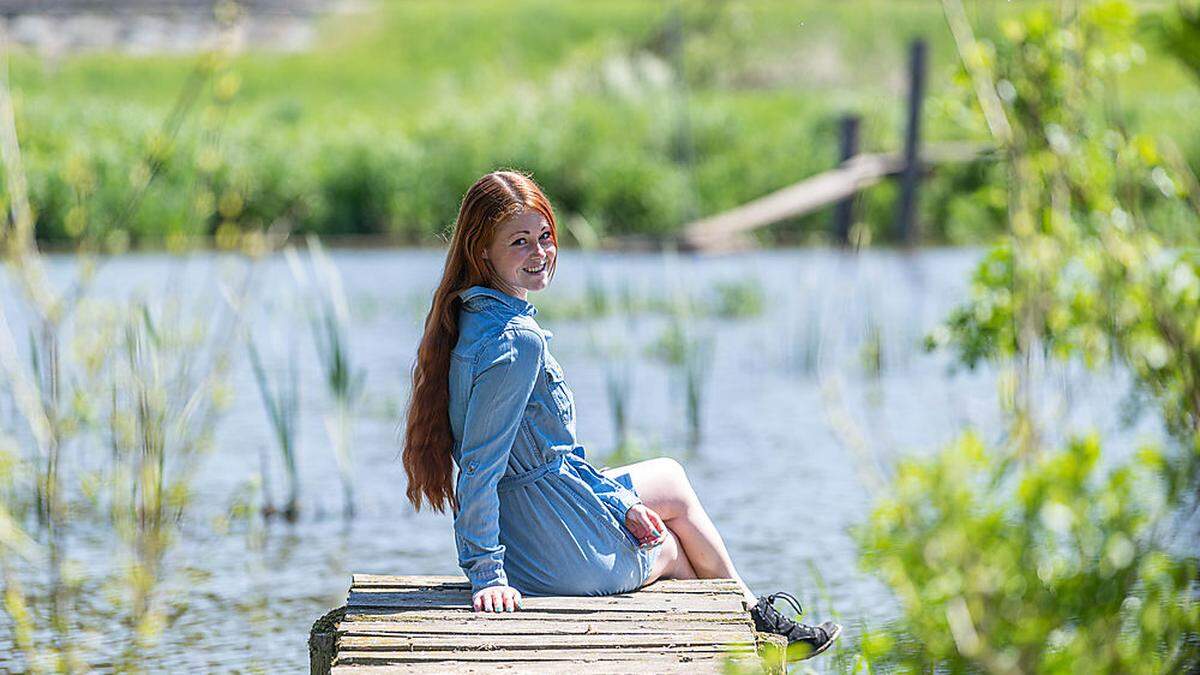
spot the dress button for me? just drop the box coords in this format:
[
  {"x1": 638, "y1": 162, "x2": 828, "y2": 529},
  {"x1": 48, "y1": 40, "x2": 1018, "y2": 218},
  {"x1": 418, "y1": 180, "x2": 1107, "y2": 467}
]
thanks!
[{"x1": 467, "y1": 462, "x2": 477, "y2": 474}]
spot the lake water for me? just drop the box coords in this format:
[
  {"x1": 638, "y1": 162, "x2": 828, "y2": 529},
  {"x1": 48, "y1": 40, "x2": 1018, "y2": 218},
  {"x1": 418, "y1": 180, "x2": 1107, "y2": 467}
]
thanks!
[{"x1": 0, "y1": 247, "x2": 1158, "y2": 671}]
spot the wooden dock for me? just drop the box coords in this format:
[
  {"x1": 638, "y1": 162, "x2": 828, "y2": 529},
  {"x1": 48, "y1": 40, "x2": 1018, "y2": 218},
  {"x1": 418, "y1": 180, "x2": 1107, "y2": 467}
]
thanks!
[{"x1": 309, "y1": 574, "x2": 785, "y2": 674}]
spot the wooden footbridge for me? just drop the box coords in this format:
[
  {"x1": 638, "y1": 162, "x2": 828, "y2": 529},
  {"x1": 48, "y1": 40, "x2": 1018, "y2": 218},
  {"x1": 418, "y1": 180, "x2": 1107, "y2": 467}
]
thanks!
[
  {"x1": 678, "y1": 39, "x2": 993, "y2": 252},
  {"x1": 309, "y1": 574, "x2": 786, "y2": 674}
]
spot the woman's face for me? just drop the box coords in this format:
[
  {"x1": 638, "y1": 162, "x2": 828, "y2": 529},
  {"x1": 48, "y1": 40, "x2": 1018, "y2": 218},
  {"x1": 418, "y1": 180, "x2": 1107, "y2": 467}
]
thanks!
[{"x1": 483, "y1": 209, "x2": 555, "y2": 300}]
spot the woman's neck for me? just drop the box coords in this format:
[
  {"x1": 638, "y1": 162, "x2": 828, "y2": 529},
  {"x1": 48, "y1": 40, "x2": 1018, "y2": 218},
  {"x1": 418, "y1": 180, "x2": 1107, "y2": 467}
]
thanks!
[{"x1": 491, "y1": 283, "x2": 528, "y2": 302}]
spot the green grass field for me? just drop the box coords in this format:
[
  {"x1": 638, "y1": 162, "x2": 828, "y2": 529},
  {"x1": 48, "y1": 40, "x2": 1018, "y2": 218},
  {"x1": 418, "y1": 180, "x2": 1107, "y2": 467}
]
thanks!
[{"x1": 5, "y1": 0, "x2": 1198, "y2": 246}]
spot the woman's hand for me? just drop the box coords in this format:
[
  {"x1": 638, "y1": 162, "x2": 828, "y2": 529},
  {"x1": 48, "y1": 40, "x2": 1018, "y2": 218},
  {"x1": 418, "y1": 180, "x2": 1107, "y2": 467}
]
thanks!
[
  {"x1": 472, "y1": 585, "x2": 522, "y2": 613},
  {"x1": 625, "y1": 504, "x2": 667, "y2": 548}
]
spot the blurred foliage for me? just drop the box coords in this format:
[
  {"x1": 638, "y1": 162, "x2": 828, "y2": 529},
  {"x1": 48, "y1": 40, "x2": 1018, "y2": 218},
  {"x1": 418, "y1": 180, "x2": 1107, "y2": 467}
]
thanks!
[
  {"x1": 857, "y1": 433, "x2": 1198, "y2": 673},
  {"x1": 1144, "y1": 0, "x2": 1200, "y2": 84},
  {"x1": 709, "y1": 279, "x2": 765, "y2": 319},
  {"x1": 0, "y1": 27, "x2": 263, "y2": 669},
  {"x1": 855, "y1": 1, "x2": 1200, "y2": 672}
]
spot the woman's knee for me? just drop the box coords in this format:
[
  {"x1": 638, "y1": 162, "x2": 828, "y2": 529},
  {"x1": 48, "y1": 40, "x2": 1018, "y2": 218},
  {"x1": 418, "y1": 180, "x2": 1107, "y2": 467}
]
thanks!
[
  {"x1": 650, "y1": 457, "x2": 698, "y2": 508},
  {"x1": 651, "y1": 456, "x2": 685, "y2": 480},
  {"x1": 622, "y1": 457, "x2": 700, "y2": 521}
]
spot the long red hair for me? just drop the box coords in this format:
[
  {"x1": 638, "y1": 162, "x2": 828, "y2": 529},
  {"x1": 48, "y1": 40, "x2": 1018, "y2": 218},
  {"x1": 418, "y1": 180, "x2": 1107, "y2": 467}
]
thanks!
[{"x1": 403, "y1": 170, "x2": 558, "y2": 512}]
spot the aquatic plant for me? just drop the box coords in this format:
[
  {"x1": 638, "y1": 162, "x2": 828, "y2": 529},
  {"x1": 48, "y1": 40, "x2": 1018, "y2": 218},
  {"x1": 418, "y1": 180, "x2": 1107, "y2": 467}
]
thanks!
[
  {"x1": 604, "y1": 357, "x2": 633, "y2": 452},
  {"x1": 584, "y1": 272, "x2": 611, "y2": 318},
  {"x1": 859, "y1": 302, "x2": 884, "y2": 378},
  {"x1": 291, "y1": 237, "x2": 364, "y2": 519},
  {"x1": 570, "y1": 231, "x2": 647, "y2": 464},
  {"x1": 794, "y1": 302, "x2": 824, "y2": 377},
  {"x1": 247, "y1": 336, "x2": 301, "y2": 522},
  {"x1": 595, "y1": 337, "x2": 648, "y2": 466},
  {"x1": 648, "y1": 310, "x2": 714, "y2": 452},
  {"x1": 709, "y1": 279, "x2": 764, "y2": 319}
]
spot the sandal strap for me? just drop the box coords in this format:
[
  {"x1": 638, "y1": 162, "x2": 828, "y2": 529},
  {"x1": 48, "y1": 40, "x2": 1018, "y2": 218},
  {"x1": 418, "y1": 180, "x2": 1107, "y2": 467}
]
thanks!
[{"x1": 765, "y1": 591, "x2": 804, "y2": 618}]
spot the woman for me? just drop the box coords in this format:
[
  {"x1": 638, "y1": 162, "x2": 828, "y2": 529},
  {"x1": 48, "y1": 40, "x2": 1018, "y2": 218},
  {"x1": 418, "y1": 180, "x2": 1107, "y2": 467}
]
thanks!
[{"x1": 402, "y1": 170, "x2": 841, "y2": 659}]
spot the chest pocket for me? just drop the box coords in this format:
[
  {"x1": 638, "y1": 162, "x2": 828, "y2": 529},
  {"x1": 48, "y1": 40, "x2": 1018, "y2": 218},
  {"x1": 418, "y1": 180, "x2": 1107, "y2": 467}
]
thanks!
[{"x1": 544, "y1": 357, "x2": 574, "y2": 424}]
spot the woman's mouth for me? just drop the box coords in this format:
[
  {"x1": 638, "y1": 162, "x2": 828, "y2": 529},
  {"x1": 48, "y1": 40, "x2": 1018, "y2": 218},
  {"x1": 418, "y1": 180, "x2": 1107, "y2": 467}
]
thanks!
[{"x1": 522, "y1": 262, "x2": 547, "y2": 275}]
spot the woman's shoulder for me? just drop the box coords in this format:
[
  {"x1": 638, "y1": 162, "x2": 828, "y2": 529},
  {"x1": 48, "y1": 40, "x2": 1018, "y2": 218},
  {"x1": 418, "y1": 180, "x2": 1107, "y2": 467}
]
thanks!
[
  {"x1": 485, "y1": 316, "x2": 546, "y2": 357},
  {"x1": 457, "y1": 308, "x2": 546, "y2": 363}
]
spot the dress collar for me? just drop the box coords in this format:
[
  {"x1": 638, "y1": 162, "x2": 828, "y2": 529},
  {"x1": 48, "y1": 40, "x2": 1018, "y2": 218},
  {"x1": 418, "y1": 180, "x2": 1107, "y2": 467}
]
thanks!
[{"x1": 458, "y1": 285, "x2": 537, "y2": 317}]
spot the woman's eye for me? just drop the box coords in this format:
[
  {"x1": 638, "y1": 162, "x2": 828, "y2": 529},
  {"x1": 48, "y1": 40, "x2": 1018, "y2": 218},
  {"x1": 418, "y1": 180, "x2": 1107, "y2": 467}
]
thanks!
[
  {"x1": 539, "y1": 231, "x2": 552, "y2": 241},
  {"x1": 511, "y1": 238, "x2": 526, "y2": 246}
]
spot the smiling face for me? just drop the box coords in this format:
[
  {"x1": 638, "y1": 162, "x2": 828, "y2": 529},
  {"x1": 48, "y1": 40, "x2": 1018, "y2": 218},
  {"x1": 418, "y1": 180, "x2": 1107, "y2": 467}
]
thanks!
[{"x1": 482, "y1": 209, "x2": 556, "y2": 300}]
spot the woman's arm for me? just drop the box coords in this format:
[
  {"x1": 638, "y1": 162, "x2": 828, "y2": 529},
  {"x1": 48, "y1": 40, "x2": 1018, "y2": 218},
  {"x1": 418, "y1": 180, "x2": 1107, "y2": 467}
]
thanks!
[
  {"x1": 571, "y1": 458, "x2": 643, "y2": 527},
  {"x1": 453, "y1": 327, "x2": 541, "y2": 596}
]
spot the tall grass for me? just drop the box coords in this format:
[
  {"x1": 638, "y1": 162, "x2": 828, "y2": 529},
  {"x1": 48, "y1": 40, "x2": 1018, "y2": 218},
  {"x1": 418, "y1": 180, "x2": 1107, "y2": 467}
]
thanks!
[
  {"x1": 649, "y1": 309, "x2": 714, "y2": 452},
  {"x1": 859, "y1": 302, "x2": 884, "y2": 378},
  {"x1": 247, "y1": 336, "x2": 300, "y2": 522},
  {"x1": 566, "y1": 212, "x2": 647, "y2": 464},
  {"x1": 289, "y1": 237, "x2": 363, "y2": 519},
  {"x1": 790, "y1": 301, "x2": 824, "y2": 377}
]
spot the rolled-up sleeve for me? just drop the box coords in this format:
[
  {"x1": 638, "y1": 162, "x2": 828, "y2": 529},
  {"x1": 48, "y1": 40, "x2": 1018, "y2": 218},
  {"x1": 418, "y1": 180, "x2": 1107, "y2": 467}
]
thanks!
[
  {"x1": 569, "y1": 455, "x2": 643, "y2": 524},
  {"x1": 453, "y1": 327, "x2": 542, "y2": 593}
]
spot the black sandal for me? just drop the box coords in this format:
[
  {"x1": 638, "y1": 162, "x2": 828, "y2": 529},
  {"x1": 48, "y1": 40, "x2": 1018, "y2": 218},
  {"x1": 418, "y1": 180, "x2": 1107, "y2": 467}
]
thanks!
[{"x1": 749, "y1": 591, "x2": 843, "y2": 660}]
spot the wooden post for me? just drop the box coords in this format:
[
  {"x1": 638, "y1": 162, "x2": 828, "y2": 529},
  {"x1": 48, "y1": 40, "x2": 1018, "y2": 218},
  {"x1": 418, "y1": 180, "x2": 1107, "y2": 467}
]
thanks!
[
  {"x1": 832, "y1": 114, "x2": 861, "y2": 245},
  {"x1": 667, "y1": 4, "x2": 700, "y2": 224},
  {"x1": 896, "y1": 38, "x2": 927, "y2": 246},
  {"x1": 309, "y1": 606, "x2": 344, "y2": 675},
  {"x1": 756, "y1": 632, "x2": 788, "y2": 674}
]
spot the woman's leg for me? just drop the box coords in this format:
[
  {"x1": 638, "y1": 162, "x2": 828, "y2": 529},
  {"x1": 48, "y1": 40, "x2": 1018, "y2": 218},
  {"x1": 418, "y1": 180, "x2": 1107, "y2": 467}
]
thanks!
[{"x1": 605, "y1": 457, "x2": 756, "y2": 604}]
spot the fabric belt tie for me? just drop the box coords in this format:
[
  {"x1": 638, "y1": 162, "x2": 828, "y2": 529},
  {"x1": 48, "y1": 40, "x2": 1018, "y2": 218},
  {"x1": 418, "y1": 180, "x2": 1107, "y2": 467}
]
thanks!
[{"x1": 496, "y1": 454, "x2": 565, "y2": 493}]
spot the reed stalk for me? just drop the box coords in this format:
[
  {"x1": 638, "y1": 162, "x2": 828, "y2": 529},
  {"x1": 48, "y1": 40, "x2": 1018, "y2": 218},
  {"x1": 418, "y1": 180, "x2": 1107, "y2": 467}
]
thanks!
[
  {"x1": 860, "y1": 303, "x2": 884, "y2": 378},
  {"x1": 650, "y1": 310, "x2": 713, "y2": 453},
  {"x1": 294, "y1": 237, "x2": 364, "y2": 519},
  {"x1": 247, "y1": 338, "x2": 301, "y2": 521}
]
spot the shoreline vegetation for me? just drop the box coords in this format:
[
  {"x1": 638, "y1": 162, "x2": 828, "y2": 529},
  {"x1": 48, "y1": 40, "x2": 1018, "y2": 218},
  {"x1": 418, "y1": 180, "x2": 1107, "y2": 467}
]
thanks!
[{"x1": 6, "y1": 0, "x2": 1199, "y2": 250}]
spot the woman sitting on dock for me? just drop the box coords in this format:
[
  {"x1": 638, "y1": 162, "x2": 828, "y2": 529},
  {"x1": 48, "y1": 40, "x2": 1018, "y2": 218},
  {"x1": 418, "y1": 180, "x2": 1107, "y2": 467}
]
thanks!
[{"x1": 402, "y1": 170, "x2": 841, "y2": 659}]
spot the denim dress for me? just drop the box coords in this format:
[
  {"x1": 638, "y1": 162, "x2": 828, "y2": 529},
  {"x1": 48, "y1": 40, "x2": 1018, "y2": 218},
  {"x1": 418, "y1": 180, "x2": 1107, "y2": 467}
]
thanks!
[{"x1": 448, "y1": 285, "x2": 659, "y2": 596}]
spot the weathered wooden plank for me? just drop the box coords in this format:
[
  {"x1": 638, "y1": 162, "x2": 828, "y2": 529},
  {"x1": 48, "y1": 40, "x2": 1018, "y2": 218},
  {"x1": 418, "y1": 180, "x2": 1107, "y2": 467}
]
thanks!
[
  {"x1": 348, "y1": 589, "x2": 742, "y2": 608},
  {"x1": 347, "y1": 582, "x2": 741, "y2": 596},
  {"x1": 351, "y1": 574, "x2": 462, "y2": 586},
  {"x1": 349, "y1": 574, "x2": 742, "y2": 590},
  {"x1": 350, "y1": 575, "x2": 742, "y2": 594},
  {"x1": 347, "y1": 590, "x2": 744, "y2": 614},
  {"x1": 337, "y1": 619, "x2": 750, "y2": 635},
  {"x1": 331, "y1": 653, "x2": 758, "y2": 667},
  {"x1": 335, "y1": 645, "x2": 756, "y2": 664},
  {"x1": 678, "y1": 141, "x2": 990, "y2": 251},
  {"x1": 344, "y1": 609, "x2": 750, "y2": 624},
  {"x1": 338, "y1": 632, "x2": 753, "y2": 651}
]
